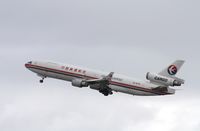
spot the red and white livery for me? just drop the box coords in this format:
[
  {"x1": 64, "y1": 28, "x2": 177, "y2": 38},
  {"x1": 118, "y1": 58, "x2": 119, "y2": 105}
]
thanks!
[{"x1": 25, "y1": 60, "x2": 185, "y2": 96}]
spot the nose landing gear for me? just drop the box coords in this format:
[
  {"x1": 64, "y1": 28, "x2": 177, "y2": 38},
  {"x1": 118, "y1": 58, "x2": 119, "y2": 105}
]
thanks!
[
  {"x1": 40, "y1": 79, "x2": 44, "y2": 83},
  {"x1": 38, "y1": 75, "x2": 46, "y2": 83}
]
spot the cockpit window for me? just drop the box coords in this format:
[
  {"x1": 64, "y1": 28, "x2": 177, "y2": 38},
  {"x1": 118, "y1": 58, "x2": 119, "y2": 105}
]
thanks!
[{"x1": 28, "y1": 61, "x2": 32, "y2": 64}]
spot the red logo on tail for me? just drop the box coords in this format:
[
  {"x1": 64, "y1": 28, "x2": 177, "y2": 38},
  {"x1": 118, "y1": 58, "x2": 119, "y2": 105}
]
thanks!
[{"x1": 168, "y1": 65, "x2": 177, "y2": 75}]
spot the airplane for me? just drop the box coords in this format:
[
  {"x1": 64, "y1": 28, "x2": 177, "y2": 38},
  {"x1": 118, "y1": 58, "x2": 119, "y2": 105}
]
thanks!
[{"x1": 25, "y1": 60, "x2": 185, "y2": 96}]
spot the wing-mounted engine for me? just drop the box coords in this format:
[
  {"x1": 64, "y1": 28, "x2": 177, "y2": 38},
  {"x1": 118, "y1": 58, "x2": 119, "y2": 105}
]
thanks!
[
  {"x1": 146, "y1": 72, "x2": 184, "y2": 87},
  {"x1": 72, "y1": 79, "x2": 89, "y2": 88},
  {"x1": 71, "y1": 72, "x2": 114, "y2": 96}
]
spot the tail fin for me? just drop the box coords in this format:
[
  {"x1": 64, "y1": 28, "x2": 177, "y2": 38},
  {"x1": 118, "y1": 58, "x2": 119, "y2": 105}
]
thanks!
[{"x1": 159, "y1": 60, "x2": 185, "y2": 77}]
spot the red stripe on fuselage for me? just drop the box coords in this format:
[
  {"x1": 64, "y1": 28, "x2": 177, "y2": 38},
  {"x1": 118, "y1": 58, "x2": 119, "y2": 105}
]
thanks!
[{"x1": 25, "y1": 64, "x2": 171, "y2": 95}]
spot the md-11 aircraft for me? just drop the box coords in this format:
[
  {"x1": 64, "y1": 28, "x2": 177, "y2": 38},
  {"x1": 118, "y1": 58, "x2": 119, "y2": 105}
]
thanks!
[{"x1": 25, "y1": 60, "x2": 185, "y2": 96}]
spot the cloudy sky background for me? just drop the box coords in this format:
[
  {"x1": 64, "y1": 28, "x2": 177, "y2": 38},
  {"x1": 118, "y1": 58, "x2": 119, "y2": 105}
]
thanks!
[{"x1": 0, "y1": 0, "x2": 200, "y2": 131}]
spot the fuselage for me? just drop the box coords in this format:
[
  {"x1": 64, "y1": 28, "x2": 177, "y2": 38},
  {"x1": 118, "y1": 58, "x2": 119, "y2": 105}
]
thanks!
[{"x1": 25, "y1": 61, "x2": 175, "y2": 96}]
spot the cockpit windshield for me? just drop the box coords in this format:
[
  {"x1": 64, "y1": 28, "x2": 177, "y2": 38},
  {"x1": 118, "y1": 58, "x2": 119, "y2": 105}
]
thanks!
[{"x1": 28, "y1": 61, "x2": 32, "y2": 64}]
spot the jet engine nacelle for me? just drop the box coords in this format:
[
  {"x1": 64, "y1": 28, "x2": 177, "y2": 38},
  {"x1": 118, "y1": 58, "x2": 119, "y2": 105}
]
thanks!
[
  {"x1": 72, "y1": 79, "x2": 89, "y2": 88},
  {"x1": 146, "y1": 72, "x2": 182, "y2": 86}
]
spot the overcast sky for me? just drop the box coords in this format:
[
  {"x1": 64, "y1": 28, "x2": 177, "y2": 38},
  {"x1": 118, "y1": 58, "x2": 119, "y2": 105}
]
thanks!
[{"x1": 0, "y1": 0, "x2": 200, "y2": 131}]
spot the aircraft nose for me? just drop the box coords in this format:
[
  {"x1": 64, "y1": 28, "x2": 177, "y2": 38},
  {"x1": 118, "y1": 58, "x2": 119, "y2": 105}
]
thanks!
[{"x1": 25, "y1": 61, "x2": 32, "y2": 68}]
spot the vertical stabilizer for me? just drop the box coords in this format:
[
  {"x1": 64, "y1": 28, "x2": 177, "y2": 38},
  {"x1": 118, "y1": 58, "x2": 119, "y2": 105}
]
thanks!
[{"x1": 159, "y1": 60, "x2": 185, "y2": 77}]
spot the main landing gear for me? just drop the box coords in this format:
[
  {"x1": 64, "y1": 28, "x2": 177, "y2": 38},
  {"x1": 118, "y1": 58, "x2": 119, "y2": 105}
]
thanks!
[{"x1": 99, "y1": 88, "x2": 113, "y2": 96}]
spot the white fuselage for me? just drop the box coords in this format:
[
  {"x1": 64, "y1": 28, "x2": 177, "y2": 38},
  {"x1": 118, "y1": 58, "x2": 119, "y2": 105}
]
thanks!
[{"x1": 25, "y1": 61, "x2": 175, "y2": 96}]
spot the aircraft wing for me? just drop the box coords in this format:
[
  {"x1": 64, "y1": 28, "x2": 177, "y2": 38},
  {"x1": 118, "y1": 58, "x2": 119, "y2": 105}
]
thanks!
[
  {"x1": 85, "y1": 72, "x2": 114, "y2": 85},
  {"x1": 85, "y1": 72, "x2": 114, "y2": 96}
]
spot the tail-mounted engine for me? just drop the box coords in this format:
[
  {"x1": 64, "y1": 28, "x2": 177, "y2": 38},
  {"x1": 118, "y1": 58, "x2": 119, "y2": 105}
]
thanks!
[{"x1": 146, "y1": 72, "x2": 184, "y2": 86}]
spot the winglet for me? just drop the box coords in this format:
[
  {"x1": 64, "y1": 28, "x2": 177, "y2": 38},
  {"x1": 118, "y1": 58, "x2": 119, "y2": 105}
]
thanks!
[{"x1": 105, "y1": 72, "x2": 114, "y2": 81}]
